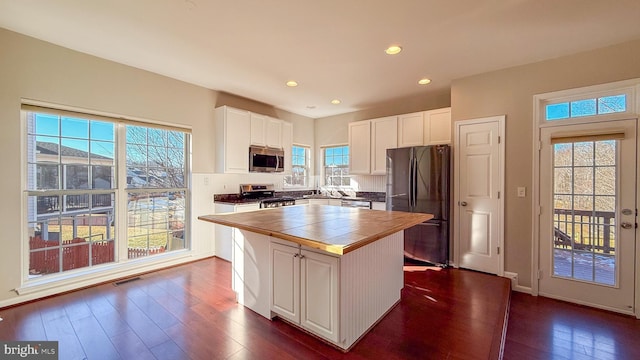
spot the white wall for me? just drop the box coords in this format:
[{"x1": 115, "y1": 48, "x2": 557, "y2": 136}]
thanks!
[
  {"x1": 451, "y1": 38, "x2": 640, "y2": 288},
  {"x1": 0, "y1": 28, "x2": 315, "y2": 306}
]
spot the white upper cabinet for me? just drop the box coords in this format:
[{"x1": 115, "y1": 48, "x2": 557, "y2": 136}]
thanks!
[
  {"x1": 250, "y1": 112, "x2": 268, "y2": 147},
  {"x1": 251, "y1": 113, "x2": 285, "y2": 149},
  {"x1": 281, "y1": 121, "x2": 293, "y2": 173},
  {"x1": 215, "y1": 106, "x2": 296, "y2": 173},
  {"x1": 348, "y1": 107, "x2": 451, "y2": 175},
  {"x1": 349, "y1": 116, "x2": 397, "y2": 175},
  {"x1": 371, "y1": 116, "x2": 397, "y2": 175},
  {"x1": 397, "y1": 112, "x2": 424, "y2": 147},
  {"x1": 214, "y1": 106, "x2": 250, "y2": 173},
  {"x1": 424, "y1": 107, "x2": 451, "y2": 145},
  {"x1": 348, "y1": 120, "x2": 371, "y2": 174},
  {"x1": 266, "y1": 117, "x2": 283, "y2": 148}
]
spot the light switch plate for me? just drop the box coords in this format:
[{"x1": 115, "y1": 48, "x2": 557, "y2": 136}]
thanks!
[{"x1": 517, "y1": 187, "x2": 526, "y2": 197}]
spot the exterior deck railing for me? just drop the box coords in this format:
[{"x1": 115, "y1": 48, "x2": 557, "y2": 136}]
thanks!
[
  {"x1": 553, "y1": 209, "x2": 615, "y2": 254},
  {"x1": 37, "y1": 193, "x2": 113, "y2": 213}
]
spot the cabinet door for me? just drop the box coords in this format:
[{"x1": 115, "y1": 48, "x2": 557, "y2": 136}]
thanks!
[
  {"x1": 250, "y1": 113, "x2": 267, "y2": 146},
  {"x1": 235, "y1": 203, "x2": 261, "y2": 212},
  {"x1": 224, "y1": 107, "x2": 251, "y2": 173},
  {"x1": 271, "y1": 242, "x2": 300, "y2": 323},
  {"x1": 214, "y1": 203, "x2": 235, "y2": 262},
  {"x1": 398, "y1": 112, "x2": 424, "y2": 147},
  {"x1": 371, "y1": 201, "x2": 386, "y2": 211},
  {"x1": 424, "y1": 108, "x2": 451, "y2": 145},
  {"x1": 371, "y1": 116, "x2": 398, "y2": 175},
  {"x1": 348, "y1": 121, "x2": 371, "y2": 174},
  {"x1": 300, "y1": 249, "x2": 339, "y2": 343},
  {"x1": 281, "y1": 122, "x2": 293, "y2": 173},
  {"x1": 266, "y1": 117, "x2": 283, "y2": 149}
]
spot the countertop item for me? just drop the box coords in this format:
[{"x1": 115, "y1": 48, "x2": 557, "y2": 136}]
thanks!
[{"x1": 198, "y1": 205, "x2": 432, "y2": 255}]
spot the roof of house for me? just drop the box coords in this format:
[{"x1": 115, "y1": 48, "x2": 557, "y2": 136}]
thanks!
[{"x1": 36, "y1": 141, "x2": 113, "y2": 160}]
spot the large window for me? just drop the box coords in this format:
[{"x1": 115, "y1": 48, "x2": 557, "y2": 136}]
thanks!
[
  {"x1": 25, "y1": 108, "x2": 190, "y2": 278},
  {"x1": 285, "y1": 145, "x2": 310, "y2": 187},
  {"x1": 323, "y1": 145, "x2": 350, "y2": 186},
  {"x1": 125, "y1": 125, "x2": 187, "y2": 259}
]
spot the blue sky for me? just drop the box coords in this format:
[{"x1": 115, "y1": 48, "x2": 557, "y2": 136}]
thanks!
[{"x1": 34, "y1": 114, "x2": 115, "y2": 158}]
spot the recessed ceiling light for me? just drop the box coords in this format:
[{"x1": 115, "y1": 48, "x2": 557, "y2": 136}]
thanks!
[
  {"x1": 418, "y1": 78, "x2": 432, "y2": 85},
  {"x1": 286, "y1": 80, "x2": 298, "y2": 87},
  {"x1": 331, "y1": 99, "x2": 341, "y2": 105},
  {"x1": 384, "y1": 45, "x2": 402, "y2": 55}
]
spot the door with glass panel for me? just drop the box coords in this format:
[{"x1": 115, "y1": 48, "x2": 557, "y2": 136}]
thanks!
[{"x1": 539, "y1": 119, "x2": 636, "y2": 314}]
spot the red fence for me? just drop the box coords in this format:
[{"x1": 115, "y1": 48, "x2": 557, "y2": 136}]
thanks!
[{"x1": 29, "y1": 236, "x2": 165, "y2": 275}]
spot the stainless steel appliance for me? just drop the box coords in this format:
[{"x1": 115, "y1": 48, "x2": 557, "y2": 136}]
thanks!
[
  {"x1": 340, "y1": 198, "x2": 372, "y2": 209},
  {"x1": 386, "y1": 145, "x2": 450, "y2": 266},
  {"x1": 239, "y1": 184, "x2": 295, "y2": 208},
  {"x1": 249, "y1": 146, "x2": 285, "y2": 173}
]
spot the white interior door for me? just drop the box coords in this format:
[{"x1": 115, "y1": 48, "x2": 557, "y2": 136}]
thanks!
[
  {"x1": 455, "y1": 116, "x2": 504, "y2": 274},
  {"x1": 538, "y1": 119, "x2": 636, "y2": 314}
]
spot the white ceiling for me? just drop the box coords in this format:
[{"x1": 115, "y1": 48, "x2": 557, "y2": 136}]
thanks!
[{"x1": 2, "y1": 0, "x2": 640, "y2": 118}]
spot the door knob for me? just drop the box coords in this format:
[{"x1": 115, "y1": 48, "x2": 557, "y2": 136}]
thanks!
[
  {"x1": 621, "y1": 222, "x2": 634, "y2": 229},
  {"x1": 460, "y1": 201, "x2": 467, "y2": 206}
]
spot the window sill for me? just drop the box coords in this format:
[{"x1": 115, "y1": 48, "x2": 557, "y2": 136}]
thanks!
[{"x1": 16, "y1": 250, "x2": 193, "y2": 296}]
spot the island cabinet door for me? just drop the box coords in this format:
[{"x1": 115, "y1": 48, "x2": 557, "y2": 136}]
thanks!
[
  {"x1": 300, "y1": 249, "x2": 340, "y2": 343},
  {"x1": 270, "y1": 243, "x2": 300, "y2": 324}
]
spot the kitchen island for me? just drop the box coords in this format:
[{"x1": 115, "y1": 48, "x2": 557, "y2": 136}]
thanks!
[{"x1": 198, "y1": 205, "x2": 432, "y2": 351}]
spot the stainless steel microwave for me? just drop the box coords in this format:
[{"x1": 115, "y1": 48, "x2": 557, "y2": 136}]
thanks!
[{"x1": 249, "y1": 146, "x2": 285, "y2": 172}]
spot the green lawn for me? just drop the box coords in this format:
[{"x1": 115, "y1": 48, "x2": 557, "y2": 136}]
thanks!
[{"x1": 48, "y1": 225, "x2": 169, "y2": 248}]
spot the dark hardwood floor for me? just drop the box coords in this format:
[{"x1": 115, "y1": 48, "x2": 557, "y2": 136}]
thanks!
[
  {"x1": 504, "y1": 291, "x2": 640, "y2": 360},
  {"x1": 0, "y1": 257, "x2": 637, "y2": 359}
]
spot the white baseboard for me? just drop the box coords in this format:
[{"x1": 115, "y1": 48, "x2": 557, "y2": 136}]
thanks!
[{"x1": 503, "y1": 271, "x2": 532, "y2": 294}]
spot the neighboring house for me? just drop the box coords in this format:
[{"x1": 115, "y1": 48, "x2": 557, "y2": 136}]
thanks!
[{"x1": 34, "y1": 141, "x2": 114, "y2": 191}]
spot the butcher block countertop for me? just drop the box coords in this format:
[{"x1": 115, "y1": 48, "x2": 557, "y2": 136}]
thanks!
[{"x1": 198, "y1": 205, "x2": 432, "y2": 255}]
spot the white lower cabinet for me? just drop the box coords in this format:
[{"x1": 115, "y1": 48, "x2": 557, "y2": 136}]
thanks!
[
  {"x1": 230, "y1": 230, "x2": 403, "y2": 350},
  {"x1": 271, "y1": 241, "x2": 340, "y2": 343},
  {"x1": 371, "y1": 201, "x2": 386, "y2": 211},
  {"x1": 271, "y1": 242, "x2": 300, "y2": 323},
  {"x1": 214, "y1": 202, "x2": 261, "y2": 261}
]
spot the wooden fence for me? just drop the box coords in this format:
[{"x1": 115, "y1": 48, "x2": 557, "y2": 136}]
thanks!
[{"x1": 29, "y1": 236, "x2": 165, "y2": 275}]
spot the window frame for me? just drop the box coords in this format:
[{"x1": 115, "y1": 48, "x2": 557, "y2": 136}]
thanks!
[
  {"x1": 284, "y1": 144, "x2": 311, "y2": 188},
  {"x1": 322, "y1": 144, "x2": 350, "y2": 188},
  {"x1": 531, "y1": 77, "x2": 640, "y2": 298},
  {"x1": 23, "y1": 104, "x2": 191, "y2": 283},
  {"x1": 538, "y1": 85, "x2": 636, "y2": 128}
]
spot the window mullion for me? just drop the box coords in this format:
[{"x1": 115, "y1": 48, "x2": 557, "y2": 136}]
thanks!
[{"x1": 116, "y1": 122, "x2": 129, "y2": 262}]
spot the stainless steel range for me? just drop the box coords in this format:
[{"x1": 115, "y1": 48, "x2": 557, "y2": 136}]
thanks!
[{"x1": 239, "y1": 184, "x2": 296, "y2": 208}]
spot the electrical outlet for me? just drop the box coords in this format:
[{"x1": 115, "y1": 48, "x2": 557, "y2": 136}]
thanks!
[
  {"x1": 517, "y1": 187, "x2": 526, "y2": 198},
  {"x1": 203, "y1": 176, "x2": 209, "y2": 186}
]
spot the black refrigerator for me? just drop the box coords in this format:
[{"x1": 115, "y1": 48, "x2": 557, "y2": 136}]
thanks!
[{"x1": 386, "y1": 145, "x2": 450, "y2": 266}]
